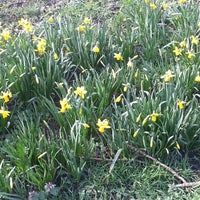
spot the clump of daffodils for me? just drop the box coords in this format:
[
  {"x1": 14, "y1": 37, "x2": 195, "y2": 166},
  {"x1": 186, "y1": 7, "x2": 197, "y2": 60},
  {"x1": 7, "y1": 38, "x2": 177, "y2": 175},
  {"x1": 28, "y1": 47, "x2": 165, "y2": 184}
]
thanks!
[
  {"x1": 18, "y1": 18, "x2": 33, "y2": 33},
  {"x1": 36, "y1": 39, "x2": 47, "y2": 56}
]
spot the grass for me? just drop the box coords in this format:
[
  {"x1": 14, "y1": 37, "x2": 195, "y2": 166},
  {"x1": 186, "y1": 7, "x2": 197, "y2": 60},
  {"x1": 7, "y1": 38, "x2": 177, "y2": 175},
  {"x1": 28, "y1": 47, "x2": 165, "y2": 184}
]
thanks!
[{"x1": 0, "y1": 0, "x2": 200, "y2": 199}]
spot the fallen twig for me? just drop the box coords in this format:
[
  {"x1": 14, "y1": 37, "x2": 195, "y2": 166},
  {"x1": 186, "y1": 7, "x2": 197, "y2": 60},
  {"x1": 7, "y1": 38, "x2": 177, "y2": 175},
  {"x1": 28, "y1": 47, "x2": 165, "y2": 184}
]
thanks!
[
  {"x1": 125, "y1": 142, "x2": 187, "y2": 184},
  {"x1": 172, "y1": 181, "x2": 200, "y2": 188},
  {"x1": 126, "y1": 142, "x2": 200, "y2": 188}
]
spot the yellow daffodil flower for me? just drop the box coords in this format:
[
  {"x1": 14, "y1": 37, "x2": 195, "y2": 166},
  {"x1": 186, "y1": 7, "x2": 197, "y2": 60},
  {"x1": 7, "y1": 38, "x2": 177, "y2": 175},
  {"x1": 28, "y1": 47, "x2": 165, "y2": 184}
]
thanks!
[
  {"x1": 177, "y1": 100, "x2": 185, "y2": 110},
  {"x1": 92, "y1": 45, "x2": 100, "y2": 53},
  {"x1": 150, "y1": 3, "x2": 157, "y2": 10},
  {"x1": 195, "y1": 75, "x2": 200, "y2": 82},
  {"x1": 162, "y1": 4, "x2": 167, "y2": 11},
  {"x1": 179, "y1": 41, "x2": 186, "y2": 48},
  {"x1": 191, "y1": 35, "x2": 199, "y2": 45},
  {"x1": 54, "y1": 53, "x2": 59, "y2": 60},
  {"x1": 114, "y1": 53, "x2": 123, "y2": 61},
  {"x1": 0, "y1": 91, "x2": 12, "y2": 103},
  {"x1": 48, "y1": 17, "x2": 54, "y2": 23},
  {"x1": 96, "y1": 119, "x2": 111, "y2": 133},
  {"x1": 0, "y1": 108, "x2": 10, "y2": 118},
  {"x1": 59, "y1": 98, "x2": 72, "y2": 113},
  {"x1": 77, "y1": 25, "x2": 86, "y2": 32},
  {"x1": 127, "y1": 60, "x2": 134, "y2": 67},
  {"x1": 187, "y1": 51, "x2": 195, "y2": 59},
  {"x1": 161, "y1": 70, "x2": 175, "y2": 82},
  {"x1": 173, "y1": 46, "x2": 182, "y2": 56},
  {"x1": 1, "y1": 30, "x2": 10, "y2": 41},
  {"x1": 150, "y1": 112, "x2": 159, "y2": 122},
  {"x1": 115, "y1": 94, "x2": 122, "y2": 103},
  {"x1": 74, "y1": 86, "x2": 87, "y2": 99},
  {"x1": 83, "y1": 17, "x2": 91, "y2": 25}
]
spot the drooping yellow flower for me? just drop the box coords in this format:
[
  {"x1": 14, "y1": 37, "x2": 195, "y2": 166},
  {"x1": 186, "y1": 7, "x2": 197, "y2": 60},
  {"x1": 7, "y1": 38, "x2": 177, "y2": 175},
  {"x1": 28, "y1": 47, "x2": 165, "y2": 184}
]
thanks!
[
  {"x1": 59, "y1": 98, "x2": 72, "y2": 113},
  {"x1": 114, "y1": 53, "x2": 123, "y2": 61},
  {"x1": 187, "y1": 51, "x2": 195, "y2": 59},
  {"x1": 144, "y1": 0, "x2": 149, "y2": 3},
  {"x1": 83, "y1": 17, "x2": 91, "y2": 25},
  {"x1": 48, "y1": 17, "x2": 54, "y2": 23},
  {"x1": 133, "y1": 129, "x2": 139, "y2": 138},
  {"x1": 161, "y1": 70, "x2": 175, "y2": 82},
  {"x1": 162, "y1": 4, "x2": 167, "y2": 11},
  {"x1": 92, "y1": 45, "x2": 100, "y2": 53},
  {"x1": 115, "y1": 94, "x2": 122, "y2": 103},
  {"x1": 77, "y1": 25, "x2": 86, "y2": 32},
  {"x1": 0, "y1": 91, "x2": 12, "y2": 103},
  {"x1": 54, "y1": 53, "x2": 59, "y2": 60},
  {"x1": 1, "y1": 30, "x2": 10, "y2": 41},
  {"x1": 96, "y1": 119, "x2": 111, "y2": 133},
  {"x1": 82, "y1": 123, "x2": 90, "y2": 128},
  {"x1": 74, "y1": 86, "x2": 87, "y2": 99},
  {"x1": 142, "y1": 115, "x2": 149, "y2": 126},
  {"x1": 191, "y1": 35, "x2": 199, "y2": 45},
  {"x1": 150, "y1": 112, "x2": 159, "y2": 122},
  {"x1": 176, "y1": 142, "x2": 181, "y2": 150},
  {"x1": 150, "y1": 3, "x2": 157, "y2": 10},
  {"x1": 136, "y1": 113, "x2": 141, "y2": 123},
  {"x1": 0, "y1": 108, "x2": 10, "y2": 118},
  {"x1": 177, "y1": 100, "x2": 185, "y2": 110},
  {"x1": 18, "y1": 18, "x2": 27, "y2": 26},
  {"x1": 173, "y1": 46, "x2": 182, "y2": 56},
  {"x1": 194, "y1": 75, "x2": 200, "y2": 82},
  {"x1": 134, "y1": 69, "x2": 139, "y2": 78}
]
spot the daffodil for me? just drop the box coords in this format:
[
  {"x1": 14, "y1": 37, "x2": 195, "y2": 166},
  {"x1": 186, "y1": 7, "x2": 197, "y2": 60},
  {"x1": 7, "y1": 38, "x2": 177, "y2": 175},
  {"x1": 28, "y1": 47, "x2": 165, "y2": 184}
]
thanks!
[
  {"x1": 1, "y1": 29, "x2": 10, "y2": 41},
  {"x1": 96, "y1": 119, "x2": 111, "y2": 133},
  {"x1": 136, "y1": 113, "x2": 141, "y2": 123},
  {"x1": 187, "y1": 51, "x2": 195, "y2": 59},
  {"x1": 54, "y1": 53, "x2": 59, "y2": 60},
  {"x1": 161, "y1": 70, "x2": 175, "y2": 82},
  {"x1": 191, "y1": 35, "x2": 199, "y2": 45},
  {"x1": 127, "y1": 60, "x2": 134, "y2": 67},
  {"x1": 83, "y1": 17, "x2": 91, "y2": 25},
  {"x1": 133, "y1": 129, "x2": 140, "y2": 138},
  {"x1": 0, "y1": 108, "x2": 10, "y2": 118},
  {"x1": 177, "y1": 100, "x2": 185, "y2": 110},
  {"x1": 195, "y1": 75, "x2": 200, "y2": 82},
  {"x1": 173, "y1": 46, "x2": 182, "y2": 56},
  {"x1": 114, "y1": 53, "x2": 123, "y2": 61},
  {"x1": 115, "y1": 94, "x2": 122, "y2": 103},
  {"x1": 74, "y1": 86, "x2": 87, "y2": 99},
  {"x1": 23, "y1": 22, "x2": 33, "y2": 33},
  {"x1": 179, "y1": 41, "x2": 186, "y2": 48},
  {"x1": 150, "y1": 3, "x2": 157, "y2": 10},
  {"x1": 0, "y1": 91, "x2": 12, "y2": 103},
  {"x1": 48, "y1": 17, "x2": 54, "y2": 23},
  {"x1": 77, "y1": 25, "x2": 86, "y2": 32},
  {"x1": 82, "y1": 123, "x2": 90, "y2": 128},
  {"x1": 36, "y1": 39, "x2": 46, "y2": 56},
  {"x1": 162, "y1": 4, "x2": 167, "y2": 11},
  {"x1": 59, "y1": 98, "x2": 72, "y2": 113},
  {"x1": 178, "y1": 0, "x2": 186, "y2": 3},
  {"x1": 92, "y1": 45, "x2": 100, "y2": 53},
  {"x1": 150, "y1": 112, "x2": 159, "y2": 122}
]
